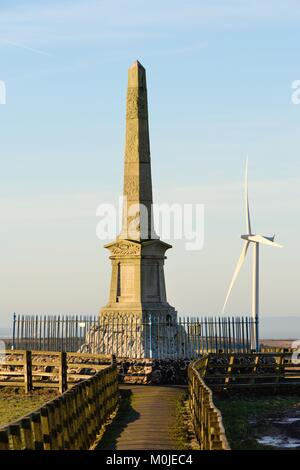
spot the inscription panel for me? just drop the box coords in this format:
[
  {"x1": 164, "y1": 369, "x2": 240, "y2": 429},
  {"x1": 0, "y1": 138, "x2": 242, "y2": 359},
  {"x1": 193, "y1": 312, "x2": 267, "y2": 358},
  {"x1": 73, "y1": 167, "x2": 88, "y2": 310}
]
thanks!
[{"x1": 121, "y1": 265, "x2": 135, "y2": 299}]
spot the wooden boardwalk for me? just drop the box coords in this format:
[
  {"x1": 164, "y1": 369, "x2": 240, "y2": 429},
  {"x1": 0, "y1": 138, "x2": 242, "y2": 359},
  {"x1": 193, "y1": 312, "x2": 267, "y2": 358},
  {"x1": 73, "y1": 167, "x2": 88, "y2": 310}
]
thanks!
[{"x1": 96, "y1": 385, "x2": 186, "y2": 450}]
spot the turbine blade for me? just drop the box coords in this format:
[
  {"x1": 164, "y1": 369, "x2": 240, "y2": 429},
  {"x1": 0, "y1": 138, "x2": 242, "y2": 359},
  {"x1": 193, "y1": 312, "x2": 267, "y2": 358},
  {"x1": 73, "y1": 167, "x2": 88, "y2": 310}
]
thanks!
[
  {"x1": 245, "y1": 157, "x2": 252, "y2": 234},
  {"x1": 222, "y1": 241, "x2": 250, "y2": 314},
  {"x1": 248, "y1": 234, "x2": 282, "y2": 248}
]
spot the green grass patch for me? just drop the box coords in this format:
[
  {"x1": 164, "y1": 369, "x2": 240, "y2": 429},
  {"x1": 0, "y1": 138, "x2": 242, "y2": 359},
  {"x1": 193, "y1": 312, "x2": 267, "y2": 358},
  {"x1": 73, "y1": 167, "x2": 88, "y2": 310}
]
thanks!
[
  {"x1": 171, "y1": 392, "x2": 194, "y2": 450},
  {"x1": 214, "y1": 394, "x2": 300, "y2": 450},
  {"x1": 0, "y1": 388, "x2": 57, "y2": 427}
]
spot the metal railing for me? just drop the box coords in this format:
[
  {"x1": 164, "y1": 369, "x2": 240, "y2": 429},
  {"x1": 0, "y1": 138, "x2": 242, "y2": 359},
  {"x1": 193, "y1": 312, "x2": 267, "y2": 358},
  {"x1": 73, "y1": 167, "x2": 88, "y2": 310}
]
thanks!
[{"x1": 12, "y1": 314, "x2": 256, "y2": 359}]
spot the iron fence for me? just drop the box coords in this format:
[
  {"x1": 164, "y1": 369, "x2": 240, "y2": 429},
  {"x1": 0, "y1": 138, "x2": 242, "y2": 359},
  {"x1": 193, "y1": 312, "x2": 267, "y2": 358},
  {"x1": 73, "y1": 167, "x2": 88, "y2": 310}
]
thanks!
[{"x1": 12, "y1": 314, "x2": 256, "y2": 359}]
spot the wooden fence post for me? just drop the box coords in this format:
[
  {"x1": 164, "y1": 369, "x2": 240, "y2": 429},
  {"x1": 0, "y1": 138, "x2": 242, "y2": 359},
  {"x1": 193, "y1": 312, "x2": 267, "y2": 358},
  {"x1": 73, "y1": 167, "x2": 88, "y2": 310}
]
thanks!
[
  {"x1": 21, "y1": 417, "x2": 34, "y2": 449},
  {"x1": 24, "y1": 350, "x2": 32, "y2": 394},
  {"x1": 40, "y1": 406, "x2": 51, "y2": 450},
  {"x1": 59, "y1": 352, "x2": 67, "y2": 394},
  {"x1": 9, "y1": 424, "x2": 22, "y2": 449},
  {"x1": 0, "y1": 430, "x2": 10, "y2": 450},
  {"x1": 31, "y1": 412, "x2": 44, "y2": 450}
]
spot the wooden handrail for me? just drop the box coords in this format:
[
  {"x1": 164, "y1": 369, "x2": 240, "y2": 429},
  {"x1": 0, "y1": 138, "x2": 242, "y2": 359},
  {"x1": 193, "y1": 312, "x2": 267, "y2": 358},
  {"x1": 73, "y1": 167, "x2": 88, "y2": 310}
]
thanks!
[
  {"x1": 188, "y1": 361, "x2": 230, "y2": 450},
  {"x1": 0, "y1": 362, "x2": 118, "y2": 450},
  {"x1": 0, "y1": 350, "x2": 115, "y2": 392},
  {"x1": 188, "y1": 351, "x2": 300, "y2": 450},
  {"x1": 195, "y1": 352, "x2": 300, "y2": 391}
]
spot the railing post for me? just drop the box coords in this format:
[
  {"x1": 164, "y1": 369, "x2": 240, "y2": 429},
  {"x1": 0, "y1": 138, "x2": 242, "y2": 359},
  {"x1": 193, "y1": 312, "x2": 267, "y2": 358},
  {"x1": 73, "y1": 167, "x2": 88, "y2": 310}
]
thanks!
[
  {"x1": 24, "y1": 350, "x2": 32, "y2": 394},
  {"x1": 149, "y1": 313, "x2": 152, "y2": 359},
  {"x1": 255, "y1": 315, "x2": 260, "y2": 352},
  {"x1": 59, "y1": 352, "x2": 67, "y2": 394},
  {"x1": 12, "y1": 312, "x2": 16, "y2": 350},
  {"x1": 111, "y1": 354, "x2": 116, "y2": 366}
]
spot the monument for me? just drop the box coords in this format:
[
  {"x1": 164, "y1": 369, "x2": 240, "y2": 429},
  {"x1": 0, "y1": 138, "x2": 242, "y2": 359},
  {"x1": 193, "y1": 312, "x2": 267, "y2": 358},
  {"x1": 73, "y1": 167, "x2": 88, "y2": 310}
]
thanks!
[
  {"x1": 83, "y1": 61, "x2": 178, "y2": 357},
  {"x1": 99, "y1": 61, "x2": 177, "y2": 356},
  {"x1": 100, "y1": 61, "x2": 176, "y2": 325}
]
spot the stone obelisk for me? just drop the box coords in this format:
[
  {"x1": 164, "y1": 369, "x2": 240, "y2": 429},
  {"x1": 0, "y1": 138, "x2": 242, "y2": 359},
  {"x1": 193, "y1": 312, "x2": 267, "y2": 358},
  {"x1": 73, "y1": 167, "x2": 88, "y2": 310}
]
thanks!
[{"x1": 99, "y1": 61, "x2": 176, "y2": 355}]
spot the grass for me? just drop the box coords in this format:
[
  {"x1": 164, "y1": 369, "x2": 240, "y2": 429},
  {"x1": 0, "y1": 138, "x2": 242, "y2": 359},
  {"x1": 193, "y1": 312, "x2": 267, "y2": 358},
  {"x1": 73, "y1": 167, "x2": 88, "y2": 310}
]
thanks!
[
  {"x1": 171, "y1": 393, "x2": 190, "y2": 450},
  {"x1": 0, "y1": 388, "x2": 58, "y2": 427},
  {"x1": 214, "y1": 393, "x2": 300, "y2": 450},
  {"x1": 171, "y1": 392, "x2": 200, "y2": 450}
]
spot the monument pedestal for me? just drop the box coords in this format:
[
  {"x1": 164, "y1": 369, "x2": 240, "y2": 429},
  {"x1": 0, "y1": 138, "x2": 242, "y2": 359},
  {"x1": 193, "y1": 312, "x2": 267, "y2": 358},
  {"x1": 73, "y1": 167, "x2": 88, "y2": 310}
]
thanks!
[
  {"x1": 100, "y1": 239, "x2": 176, "y2": 320},
  {"x1": 98, "y1": 239, "x2": 177, "y2": 358}
]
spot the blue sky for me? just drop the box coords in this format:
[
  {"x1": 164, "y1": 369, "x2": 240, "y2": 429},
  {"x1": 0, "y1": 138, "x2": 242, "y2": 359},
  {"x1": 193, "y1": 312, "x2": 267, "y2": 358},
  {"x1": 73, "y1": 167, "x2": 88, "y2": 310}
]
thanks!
[{"x1": 0, "y1": 1, "x2": 300, "y2": 335}]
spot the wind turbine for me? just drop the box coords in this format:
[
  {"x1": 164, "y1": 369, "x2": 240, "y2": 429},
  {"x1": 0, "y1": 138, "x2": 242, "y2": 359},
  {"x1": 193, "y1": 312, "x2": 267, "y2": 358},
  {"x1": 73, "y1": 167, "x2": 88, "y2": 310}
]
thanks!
[{"x1": 222, "y1": 159, "x2": 282, "y2": 351}]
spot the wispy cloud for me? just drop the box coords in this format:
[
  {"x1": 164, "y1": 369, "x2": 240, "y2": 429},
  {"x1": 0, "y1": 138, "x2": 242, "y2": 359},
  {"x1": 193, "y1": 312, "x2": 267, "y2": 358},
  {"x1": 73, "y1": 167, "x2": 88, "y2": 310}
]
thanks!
[{"x1": 1, "y1": 38, "x2": 52, "y2": 56}]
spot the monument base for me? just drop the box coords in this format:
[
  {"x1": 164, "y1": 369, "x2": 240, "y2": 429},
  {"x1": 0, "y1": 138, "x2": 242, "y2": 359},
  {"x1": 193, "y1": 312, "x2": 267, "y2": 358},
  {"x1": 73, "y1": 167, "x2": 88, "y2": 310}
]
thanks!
[{"x1": 80, "y1": 306, "x2": 179, "y2": 358}]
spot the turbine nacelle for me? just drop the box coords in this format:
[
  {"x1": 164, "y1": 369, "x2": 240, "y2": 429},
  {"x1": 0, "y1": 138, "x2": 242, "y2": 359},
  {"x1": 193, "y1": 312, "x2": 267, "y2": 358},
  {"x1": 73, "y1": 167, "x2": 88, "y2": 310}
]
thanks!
[{"x1": 241, "y1": 234, "x2": 282, "y2": 248}]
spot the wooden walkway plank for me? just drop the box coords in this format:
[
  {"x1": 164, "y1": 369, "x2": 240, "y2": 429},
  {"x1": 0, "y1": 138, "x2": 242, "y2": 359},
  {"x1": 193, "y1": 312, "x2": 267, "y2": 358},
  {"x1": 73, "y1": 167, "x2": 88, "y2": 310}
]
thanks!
[{"x1": 96, "y1": 385, "x2": 186, "y2": 450}]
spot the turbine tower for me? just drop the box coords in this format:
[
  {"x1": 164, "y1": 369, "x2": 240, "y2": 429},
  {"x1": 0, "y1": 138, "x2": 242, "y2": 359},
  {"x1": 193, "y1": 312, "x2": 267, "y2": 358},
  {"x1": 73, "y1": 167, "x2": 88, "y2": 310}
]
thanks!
[{"x1": 222, "y1": 159, "x2": 282, "y2": 351}]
